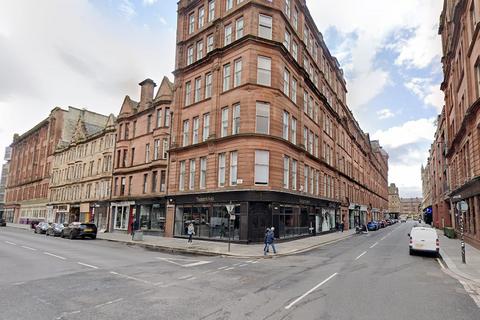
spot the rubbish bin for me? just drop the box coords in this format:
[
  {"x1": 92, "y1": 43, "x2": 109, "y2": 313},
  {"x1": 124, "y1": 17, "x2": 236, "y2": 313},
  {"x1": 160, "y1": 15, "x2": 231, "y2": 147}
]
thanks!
[
  {"x1": 133, "y1": 230, "x2": 144, "y2": 241},
  {"x1": 444, "y1": 227, "x2": 455, "y2": 239}
]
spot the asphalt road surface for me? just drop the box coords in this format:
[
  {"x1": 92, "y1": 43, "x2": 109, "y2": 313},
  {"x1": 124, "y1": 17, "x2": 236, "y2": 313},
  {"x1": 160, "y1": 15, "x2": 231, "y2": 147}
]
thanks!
[{"x1": 0, "y1": 222, "x2": 478, "y2": 320}]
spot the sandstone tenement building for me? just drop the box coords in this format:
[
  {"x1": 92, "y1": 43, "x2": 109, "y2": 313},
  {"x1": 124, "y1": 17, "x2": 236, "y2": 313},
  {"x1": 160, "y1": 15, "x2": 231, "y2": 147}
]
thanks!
[{"x1": 166, "y1": 0, "x2": 389, "y2": 242}]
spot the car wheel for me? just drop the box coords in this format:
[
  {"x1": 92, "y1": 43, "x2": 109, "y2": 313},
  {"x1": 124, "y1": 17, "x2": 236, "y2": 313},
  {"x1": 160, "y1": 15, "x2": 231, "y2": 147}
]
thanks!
[
  {"x1": 60, "y1": 232, "x2": 64, "y2": 238},
  {"x1": 409, "y1": 249, "x2": 413, "y2": 255},
  {"x1": 91, "y1": 235, "x2": 96, "y2": 240},
  {"x1": 69, "y1": 232, "x2": 74, "y2": 240}
]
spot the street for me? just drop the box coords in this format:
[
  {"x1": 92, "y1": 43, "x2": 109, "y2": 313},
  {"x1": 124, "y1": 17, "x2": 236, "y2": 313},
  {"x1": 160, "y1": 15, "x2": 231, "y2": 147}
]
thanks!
[{"x1": 0, "y1": 222, "x2": 478, "y2": 320}]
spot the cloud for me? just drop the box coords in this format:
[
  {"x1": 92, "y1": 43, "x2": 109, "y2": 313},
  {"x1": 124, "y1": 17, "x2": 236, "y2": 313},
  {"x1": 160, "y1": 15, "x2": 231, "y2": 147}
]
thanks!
[
  {"x1": 307, "y1": 0, "x2": 442, "y2": 110},
  {"x1": 0, "y1": 0, "x2": 175, "y2": 162},
  {"x1": 118, "y1": 0, "x2": 136, "y2": 20},
  {"x1": 143, "y1": 0, "x2": 158, "y2": 5},
  {"x1": 372, "y1": 118, "x2": 436, "y2": 149},
  {"x1": 159, "y1": 16, "x2": 168, "y2": 26},
  {"x1": 372, "y1": 118, "x2": 436, "y2": 197},
  {"x1": 404, "y1": 77, "x2": 444, "y2": 112},
  {"x1": 377, "y1": 108, "x2": 395, "y2": 120}
]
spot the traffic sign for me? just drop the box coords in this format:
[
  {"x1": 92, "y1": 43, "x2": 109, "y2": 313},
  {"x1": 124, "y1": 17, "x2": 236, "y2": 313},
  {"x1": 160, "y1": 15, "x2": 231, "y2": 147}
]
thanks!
[
  {"x1": 456, "y1": 201, "x2": 469, "y2": 212},
  {"x1": 225, "y1": 204, "x2": 235, "y2": 214}
]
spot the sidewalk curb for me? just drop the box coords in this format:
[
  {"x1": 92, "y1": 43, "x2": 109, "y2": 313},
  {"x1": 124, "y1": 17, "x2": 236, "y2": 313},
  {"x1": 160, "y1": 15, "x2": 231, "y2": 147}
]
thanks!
[
  {"x1": 439, "y1": 249, "x2": 480, "y2": 285},
  {"x1": 97, "y1": 232, "x2": 355, "y2": 259}
]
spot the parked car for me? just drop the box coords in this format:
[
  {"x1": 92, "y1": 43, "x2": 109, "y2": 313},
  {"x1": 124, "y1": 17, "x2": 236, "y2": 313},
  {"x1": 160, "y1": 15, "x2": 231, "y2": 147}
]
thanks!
[
  {"x1": 46, "y1": 223, "x2": 65, "y2": 237},
  {"x1": 367, "y1": 221, "x2": 379, "y2": 231},
  {"x1": 34, "y1": 222, "x2": 50, "y2": 234},
  {"x1": 377, "y1": 220, "x2": 386, "y2": 228},
  {"x1": 386, "y1": 219, "x2": 393, "y2": 226},
  {"x1": 409, "y1": 227, "x2": 439, "y2": 256},
  {"x1": 61, "y1": 222, "x2": 97, "y2": 240},
  {"x1": 401, "y1": 218, "x2": 407, "y2": 223},
  {"x1": 0, "y1": 218, "x2": 6, "y2": 227}
]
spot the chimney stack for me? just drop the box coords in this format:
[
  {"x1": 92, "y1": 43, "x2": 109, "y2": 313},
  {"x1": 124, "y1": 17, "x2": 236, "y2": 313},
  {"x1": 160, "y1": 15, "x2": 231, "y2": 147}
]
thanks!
[{"x1": 139, "y1": 78, "x2": 157, "y2": 110}]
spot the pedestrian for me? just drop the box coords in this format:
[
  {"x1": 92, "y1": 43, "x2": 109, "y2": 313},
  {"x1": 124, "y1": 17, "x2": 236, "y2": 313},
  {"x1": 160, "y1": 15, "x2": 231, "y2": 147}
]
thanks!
[
  {"x1": 340, "y1": 219, "x2": 345, "y2": 233},
  {"x1": 263, "y1": 228, "x2": 270, "y2": 253},
  {"x1": 131, "y1": 218, "x2": 136, "y2": 240},
  {"x1": 264, "y1": 227, "x2": 277, "y2": 255},
  {"x1": 187, "y1": 223, "x2": 195, "y2": 244}
]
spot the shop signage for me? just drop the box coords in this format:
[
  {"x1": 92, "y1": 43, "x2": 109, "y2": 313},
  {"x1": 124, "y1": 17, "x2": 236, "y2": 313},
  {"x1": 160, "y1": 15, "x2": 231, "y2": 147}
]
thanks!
[
  {"x1": 299, "y1": 199, "x2": 311, "y2": 205},
  {"x1": 196, "y1": 196, "x2": 214, "y2": 203}
]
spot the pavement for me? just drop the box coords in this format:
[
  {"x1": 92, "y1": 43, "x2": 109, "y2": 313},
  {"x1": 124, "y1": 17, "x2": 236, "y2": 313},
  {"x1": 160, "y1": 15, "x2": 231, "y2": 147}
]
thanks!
[
  {"x1": 1, "y1": 221, "x2": 479, "y2": 320},
  {"x1": 436, "y1": 228, "x2": 480, "y2": 288},
  {"x1": 6, "y1": 222, "x2": 355, "y2": 258}
]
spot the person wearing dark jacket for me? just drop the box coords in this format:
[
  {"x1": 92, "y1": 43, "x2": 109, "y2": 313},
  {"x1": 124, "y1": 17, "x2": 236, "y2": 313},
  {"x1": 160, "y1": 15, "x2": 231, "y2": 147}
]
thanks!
[
  {"x1": 264, "y1": 227, "x2": 277, "y2": 255},
  {"x1": 263, "y1": 228, "x2": 270, "y2": 253}
]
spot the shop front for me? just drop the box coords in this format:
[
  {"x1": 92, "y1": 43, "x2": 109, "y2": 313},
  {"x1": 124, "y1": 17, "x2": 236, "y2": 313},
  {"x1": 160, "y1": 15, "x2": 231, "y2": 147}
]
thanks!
[
  {"x1": 111, "y1": 201, "x2": 135, "y2": 233},
  {"x1": 171, "y1": 191, "x2": 339, "y2": 243},
  {"x1": 349, "y1": 204, "x2": 361, "y2": 229},
  {"x1": 135, "y1": 199, "x2": 167, "y2": 235}
]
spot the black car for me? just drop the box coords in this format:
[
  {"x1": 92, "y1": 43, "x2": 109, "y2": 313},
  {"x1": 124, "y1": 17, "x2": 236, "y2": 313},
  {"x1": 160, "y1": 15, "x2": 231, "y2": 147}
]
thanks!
[
  {"x1": 34, "y1": 222, "x2": 50, "y2": 234},
  {"x1": 46, "y1": 223, "x2": 65, "y2": 237},
  {"x1": 0, "y1": 218, "x2": 6, "y2": 227},
  {"x1": 61, "y1": 222, "x2": 97, "y2": 239}
]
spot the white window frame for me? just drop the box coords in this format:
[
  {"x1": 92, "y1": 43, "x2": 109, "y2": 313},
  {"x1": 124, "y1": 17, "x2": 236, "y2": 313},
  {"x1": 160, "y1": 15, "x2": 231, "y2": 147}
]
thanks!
[
  {"x1": 193, "y1": 117, "x2": 199, "y2": 144},
  {"x1": 283, "y1": 156, "x2": 290, "y2": 189},
  {"x1": 189, "y1": 159, "x2": 196, "y2": 190},
  {"x1": 258, "y1": 14, "x2": 272, "y2": 40},
  {"x1": 203, "y1": 113, "x2": 210, "y2": 142},
  {"x1": 234, "y1": 59, "x2": 242, "y2": 87},
  {"x1": 254, "y1": 150, "x2": 269, "y2": 185},
  {"x1": 283, "y1": 111, "x2": 289, "y2": 140},
  {"x1": 200, "y1": 157, "x2": 207, "y2": 189},
  {"x1": 223, "y1": 63, "x2": 231, "y2": 92},
  {"x1": 256, "y1": 102, "x2": 270, "y2": 134},
  {"x1": 257, "y1": 56, "x2": 271, "y2": 86},
  {"x1": 221, "y1": 107, "x2": 229, "y2": 137},
  {"x1": 232, "y1": 103, "x2": 240, "y2": 135},
  {"x1": 230, "y1": 151, "x2": 238, "y2": 186},
  {"x1": 218, "y1": 153, "x2": 226, "y2": 187}
]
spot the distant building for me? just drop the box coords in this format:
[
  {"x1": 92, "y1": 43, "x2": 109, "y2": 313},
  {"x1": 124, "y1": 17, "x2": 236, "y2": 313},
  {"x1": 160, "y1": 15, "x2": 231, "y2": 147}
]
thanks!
[
  {"x1": 49, "y1": 110, "x2": 116, "y2": 229},
  {"x1": 4, "y1": 107, "x2": 112, "y2": 225},
  {"x1": 400, "y1": 197, "x2": 423, "y2": 218},
  {"x1": 0, "y1": 147, "x2": 12, "y2": 220},
  {"x1": 388, "y1": 183, "x2": 401, "y2": 218}
]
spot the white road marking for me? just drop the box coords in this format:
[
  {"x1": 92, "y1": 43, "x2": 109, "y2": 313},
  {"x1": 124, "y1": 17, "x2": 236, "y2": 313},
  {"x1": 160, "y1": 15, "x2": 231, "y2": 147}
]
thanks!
[
  {"x1": 225, "y1": 267, "x2": 235, "y2": 271},
  {"x1": 436, "y1": 258, "x2": 446, "y2": 270},
  {"x1": 156, "y1": 257, "x2": 211, "y2": 267},
  {"x1": 94, "y1": 298, "x2": 124, "y2": 309},
  {"x1": 285, "y1": 273, "x2": 338, "y2": 310},
  {"x1": 369, "y1": 242, "x2": 378, "y2": 249},
  {"x1": 355, "y1": 251, "x2": 367, "y2": 260},
  {"x1": 218, "y1": 266, "x2": 228, "y2": 270},
  {"x1": 43, "y1": 252, "x2": 66, "y2": 260},
  {"x1": 77, "y1": 262, "x2": 99, "y2": 269},
  {"x1": 251, "y1": 261, "x2": 259, "y2": 264},
  {"x1": 21, "y1": 245, "x2": 37, "y2": 251},
  {"x1": 13, "y1": 282, "x2": 25, "y2": 286},
  {"x1": 245, "y1": 260, "x2": 253, "y2": 263},
  {"x1": 186, "y1": 277, "x2": 197, "y2": 281},
  {"x1": 109, "y1": 271, "x2": 150, "y2": 284},
  {"x1": 239, "y1": 264, "x2": 248, "y2": 267},
  {"x1": 380, "y1": 237, "x2": 386, "y2": 241},
  {"x1": 178, "y1": 275, "x2": 193, "y2": 280},
  {"x1": 5, "y1": 241, "x2": 17, "y2": 245},
  {"x1": 182, "y1": 261, "x2": 211, "y2": 268}
]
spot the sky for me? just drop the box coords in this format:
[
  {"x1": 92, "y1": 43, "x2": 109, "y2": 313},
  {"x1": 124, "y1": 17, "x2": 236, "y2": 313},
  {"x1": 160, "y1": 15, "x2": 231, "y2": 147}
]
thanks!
[{"x1": 0, "y1": 0, "x2": 443, "y2": 198}]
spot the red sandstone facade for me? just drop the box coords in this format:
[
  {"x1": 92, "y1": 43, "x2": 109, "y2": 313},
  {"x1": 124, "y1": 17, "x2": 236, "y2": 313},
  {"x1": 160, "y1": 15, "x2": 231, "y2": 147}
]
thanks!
[
  {"x1": 110, "y1": 78, "x2": 173, "y2": 235},
  {"x1": 167, "y1": 0, "x2": 388, "y2": 242},
  {"x1": 436, "y1": 0, "x2": 480, "y2": 248},
  {"x1": 4, "y1": 107, "x2": 92, "y2": 224}
]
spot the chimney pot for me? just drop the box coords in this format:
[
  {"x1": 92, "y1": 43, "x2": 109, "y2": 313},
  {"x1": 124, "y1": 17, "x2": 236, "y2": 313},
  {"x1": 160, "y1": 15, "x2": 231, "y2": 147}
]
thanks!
[{"x1": 139, "y1": 78, "x2": 157, "y2": 110}]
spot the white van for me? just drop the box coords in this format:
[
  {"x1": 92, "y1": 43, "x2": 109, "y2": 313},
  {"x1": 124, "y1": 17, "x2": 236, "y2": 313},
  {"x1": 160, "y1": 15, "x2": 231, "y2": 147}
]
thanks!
[{"x1": 408, "y1": 227, "x2": 439, "y2": 256}]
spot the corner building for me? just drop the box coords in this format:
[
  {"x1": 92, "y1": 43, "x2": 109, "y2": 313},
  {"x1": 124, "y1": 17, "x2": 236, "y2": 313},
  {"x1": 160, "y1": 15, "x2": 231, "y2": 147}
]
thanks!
[{"x1": 168, "y1": 0, "x2": 388, "y2": 242}]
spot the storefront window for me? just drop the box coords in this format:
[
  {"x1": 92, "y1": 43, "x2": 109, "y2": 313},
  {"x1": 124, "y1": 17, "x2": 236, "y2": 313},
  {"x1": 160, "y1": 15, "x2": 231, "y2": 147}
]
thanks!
[{"x1": 114, "y1": 206, "x2": 128, "y2": 230}]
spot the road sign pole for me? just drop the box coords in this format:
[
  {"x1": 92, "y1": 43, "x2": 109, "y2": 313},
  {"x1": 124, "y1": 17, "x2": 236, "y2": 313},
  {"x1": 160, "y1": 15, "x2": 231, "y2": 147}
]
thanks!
[
  {"x1": 456, "y1": 200, "x2": 468, "y2": 264},
  {"x1": 225, "y1": 202, "x2": 235, "y2": 253}
]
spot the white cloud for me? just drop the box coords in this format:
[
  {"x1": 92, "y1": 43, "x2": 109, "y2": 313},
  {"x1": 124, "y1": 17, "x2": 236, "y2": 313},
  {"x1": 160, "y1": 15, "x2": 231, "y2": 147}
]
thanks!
[
  {"x1": 404, "y1": 77, "x2": 444, "y2": 112},
  {"x1": 372, "y1": 118, "x2": 436, "y2": 149},
  {"x1": 377, "y1": 108, "x2": 395, "y2": 119},
  {"x1": 0, "y1": 0, "x2": 175, "y2": 162},
  {"x1": 118, "y1": 0, "x2": 136, "y2": 20},
  {"x1": 372, "y1": 118, "x2": 436, "y2": 197},
  {"x1": 306, "y1": 0, "x2": 442, "y2": 110},
  {"x1": 143, "y1": 0, "x2": 158, "y2": 5}
]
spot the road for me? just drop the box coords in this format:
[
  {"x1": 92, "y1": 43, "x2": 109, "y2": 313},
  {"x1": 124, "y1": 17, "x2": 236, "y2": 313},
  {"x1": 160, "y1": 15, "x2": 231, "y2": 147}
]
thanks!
[{"x1": 0, "y1": 222, "x2": 478, "y2": 320}]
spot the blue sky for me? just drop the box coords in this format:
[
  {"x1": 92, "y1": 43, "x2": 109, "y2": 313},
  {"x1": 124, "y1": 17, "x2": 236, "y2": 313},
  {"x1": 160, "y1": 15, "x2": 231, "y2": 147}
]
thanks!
[{"x1": 0, "y1": 0, "x2": 443, "y2": 197}]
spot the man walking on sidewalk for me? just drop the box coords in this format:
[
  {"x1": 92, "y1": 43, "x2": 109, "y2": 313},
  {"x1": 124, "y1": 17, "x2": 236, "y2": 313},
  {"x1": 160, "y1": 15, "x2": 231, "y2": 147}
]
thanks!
[
  {"x1": 187, "y1": 223, "x2": 195, "y2": 244},
  {"x1": 264, "y1": 227, "x2": 277, "y2": 255}
]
